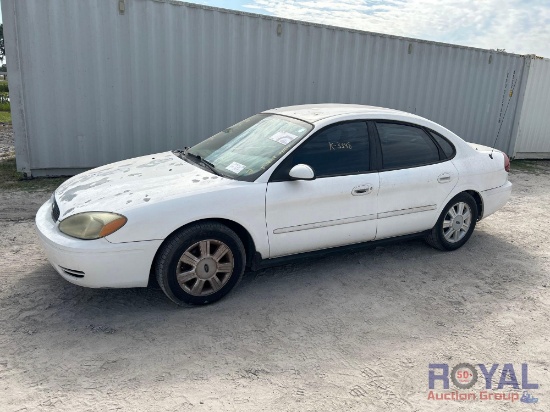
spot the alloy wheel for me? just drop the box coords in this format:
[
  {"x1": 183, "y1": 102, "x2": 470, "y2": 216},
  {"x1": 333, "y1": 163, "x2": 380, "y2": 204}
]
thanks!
[
  {"x1": 176, "y1": 239, "x2": 234, "y2": 296},
  {"x1": 442, "y1": 201, "x2": 472, "y2": 243}
]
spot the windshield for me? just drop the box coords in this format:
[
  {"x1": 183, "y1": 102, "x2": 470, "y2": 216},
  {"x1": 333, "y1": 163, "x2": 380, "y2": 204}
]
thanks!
[{"x1": 186, "y1": 114, "x2": 313, "y2": 181}]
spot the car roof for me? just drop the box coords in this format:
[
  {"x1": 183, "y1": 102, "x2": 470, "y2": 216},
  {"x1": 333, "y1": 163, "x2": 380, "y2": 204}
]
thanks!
[{"x1": 263, "y1": 104, "x2": 419, "y2": 123}]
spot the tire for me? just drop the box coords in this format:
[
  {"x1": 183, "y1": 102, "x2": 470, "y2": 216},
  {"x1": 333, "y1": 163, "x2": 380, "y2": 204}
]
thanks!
[
  {"x1": 155, "y1": 222, "x2": 246, "y2": 306},
  {"x1": 425, "y1": 192, "x2": 478, "y2": 251}
]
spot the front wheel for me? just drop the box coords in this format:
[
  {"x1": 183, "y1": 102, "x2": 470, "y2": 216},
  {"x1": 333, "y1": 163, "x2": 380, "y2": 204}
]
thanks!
[
  {"x1": 425, "y1": 193, "x2": 478, "y2": 251},
  {"x1": 155, "y1": 222, "x2": 246, "y2": 305}
]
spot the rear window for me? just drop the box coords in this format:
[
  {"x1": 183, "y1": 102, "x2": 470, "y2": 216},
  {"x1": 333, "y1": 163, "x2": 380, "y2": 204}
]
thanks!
[
  {"x1": 376, "y1": 122, "x2": 440, "y2": 170},
  {"x1": 429, "y1": 130, "x2": 455, "y2": 159}
]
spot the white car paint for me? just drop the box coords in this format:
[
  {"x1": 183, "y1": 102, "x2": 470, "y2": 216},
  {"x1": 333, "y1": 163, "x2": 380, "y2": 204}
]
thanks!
[
  {"x1": 376, "y1": 160, "x2": 459, "y2": 240},
  {"x1": 266, "y1": 173, "x2": 379, "y2": 257},
  {"x1": 36, "y1": 104, "x2": 512, "y2": 289},
  {"x1": 52, "y1": 150, "x2": 270, "y2": 254},
  {"x1": 36, "y1": 202, "x2": 163, "y2": 288}
]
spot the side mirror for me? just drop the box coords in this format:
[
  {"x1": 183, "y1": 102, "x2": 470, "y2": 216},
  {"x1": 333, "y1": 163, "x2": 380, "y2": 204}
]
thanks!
[{"x1": 289, "y1": 164, "x2": 315, "y2": 180}]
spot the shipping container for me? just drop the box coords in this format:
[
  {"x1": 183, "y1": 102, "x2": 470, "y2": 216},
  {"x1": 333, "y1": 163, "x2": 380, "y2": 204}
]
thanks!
[
  {"x1": 512, "y1": 57, "x2": 550, "y2": 158},
  {"x1": 1, "y1": 0, "x2": 547, "y2": 176}
]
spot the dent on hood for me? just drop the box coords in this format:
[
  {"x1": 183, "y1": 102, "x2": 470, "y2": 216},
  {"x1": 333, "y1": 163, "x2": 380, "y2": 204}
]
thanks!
[{"x1": 54, "y1": 152, "x2": 230, "y2": 218}]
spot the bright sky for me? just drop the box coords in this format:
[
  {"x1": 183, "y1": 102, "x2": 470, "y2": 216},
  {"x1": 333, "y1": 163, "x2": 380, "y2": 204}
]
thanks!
[{"x1": 195, "y1": 0, "x2": 550, "y2": 57}]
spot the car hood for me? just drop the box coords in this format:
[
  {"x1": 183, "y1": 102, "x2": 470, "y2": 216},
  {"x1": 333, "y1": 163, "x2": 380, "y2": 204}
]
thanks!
[{"x1": 54, "y1": 151, "x2": 232, "y2": 219}]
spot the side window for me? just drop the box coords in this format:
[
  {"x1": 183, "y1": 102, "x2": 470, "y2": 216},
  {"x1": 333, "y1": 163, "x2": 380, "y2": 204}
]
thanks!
[
  {"x1": 429, "y1": 130, "x2": 455, "y2": 159},
  {"x1": 291, "y1": 122, "x2": 370, "y2": 177},
  {"x1": 376, "y1": 122, "x2": 440, "y2": 170}
]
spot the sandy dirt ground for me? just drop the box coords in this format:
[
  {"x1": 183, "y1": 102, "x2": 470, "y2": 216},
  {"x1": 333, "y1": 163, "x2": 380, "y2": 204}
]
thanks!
[
  {"x1": 1, "y1": 125, "x2": 549, "y2": 411},
  {"x1": 0, "y1": 123, "x2": 15, "y2": 161}
]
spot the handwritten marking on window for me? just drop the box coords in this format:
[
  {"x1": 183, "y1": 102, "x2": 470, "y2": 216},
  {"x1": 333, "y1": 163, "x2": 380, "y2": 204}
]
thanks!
[{"x1": 329, "y1": 142, "x2": 353, "y2": 150}]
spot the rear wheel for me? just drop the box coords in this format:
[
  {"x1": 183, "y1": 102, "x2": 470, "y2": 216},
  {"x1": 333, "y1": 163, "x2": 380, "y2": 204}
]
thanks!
[
  {"x1": 425, "y1": 193, "x2": 478, "y2": 251},
  {"x1": 155, "y1": 222, "x2": 246, "y2": 305}
]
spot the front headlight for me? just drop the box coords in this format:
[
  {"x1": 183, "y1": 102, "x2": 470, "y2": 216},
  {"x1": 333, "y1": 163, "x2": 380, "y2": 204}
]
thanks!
[{"x1": 59, "y1": 212, "x2": 127, "y2": 240}]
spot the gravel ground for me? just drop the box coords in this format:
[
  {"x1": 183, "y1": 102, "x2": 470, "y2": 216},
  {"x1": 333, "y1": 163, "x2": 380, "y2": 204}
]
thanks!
[
  {"x1": 0, "y1": 123, "x2": 15, "y2": 160},
  {"x1": 0, "y1": 125, "x2": 549, "y2": 411}
]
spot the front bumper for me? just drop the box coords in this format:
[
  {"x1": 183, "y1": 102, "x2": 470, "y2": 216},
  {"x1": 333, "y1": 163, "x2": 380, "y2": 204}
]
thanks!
[
  {"x1": 480, "y1": 180, "x2": 512, "y2": 219},
  {"x1": 35, "y1": 199, "x2": 163, "y2": 288}
]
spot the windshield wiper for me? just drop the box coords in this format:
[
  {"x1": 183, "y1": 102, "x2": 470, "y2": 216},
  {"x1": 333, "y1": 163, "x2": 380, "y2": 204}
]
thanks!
[
  {"x1": 183, "y1": 149, "x2": 222, "y2": 177},
  {"x1": 172, "y1": 147, "x2": 188, "y2": 159}
]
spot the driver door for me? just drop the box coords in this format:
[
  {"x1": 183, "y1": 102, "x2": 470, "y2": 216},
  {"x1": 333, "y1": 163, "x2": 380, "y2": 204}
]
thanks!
[{"x1": 265, "y1": 121, "x2": 379, "y2": 258}]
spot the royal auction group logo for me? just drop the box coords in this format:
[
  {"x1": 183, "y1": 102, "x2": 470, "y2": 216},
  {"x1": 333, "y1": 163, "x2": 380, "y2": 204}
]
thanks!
[{"x1": 428, "y1": 363, "x2": 539, "y2": 403}]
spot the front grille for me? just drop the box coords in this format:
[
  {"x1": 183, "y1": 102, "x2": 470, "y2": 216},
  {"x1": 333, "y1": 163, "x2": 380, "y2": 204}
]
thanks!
[
  {"x1": 59, "y1": 266, "x2": 85, "y2": 278},
  {"x1": 51, "y1": 196, "x2": 60, "y2": 222}
]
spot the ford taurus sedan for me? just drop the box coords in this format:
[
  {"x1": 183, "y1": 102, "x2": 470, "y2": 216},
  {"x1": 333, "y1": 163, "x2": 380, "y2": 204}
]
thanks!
[{"x1": 36, "y1": 104, "x2": 512, "y2": 305}]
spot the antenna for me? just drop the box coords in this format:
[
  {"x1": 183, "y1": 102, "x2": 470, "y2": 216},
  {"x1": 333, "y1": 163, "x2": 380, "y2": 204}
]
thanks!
[{"x1": 490, "y1": 75, "x2": 517, "y2": 159}]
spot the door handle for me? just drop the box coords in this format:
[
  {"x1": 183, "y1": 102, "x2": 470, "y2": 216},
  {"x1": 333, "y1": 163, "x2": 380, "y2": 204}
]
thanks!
[
  {"x1": 352, "y1": 185, "x2": 373, "y2": 196},
  {"x1": 437, "y1": 173, "x2": 451, "y2": 183}
]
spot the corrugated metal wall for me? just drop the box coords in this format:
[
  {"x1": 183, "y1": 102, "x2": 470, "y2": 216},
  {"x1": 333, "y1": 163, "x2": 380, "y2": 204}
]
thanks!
[
  {"x1": 1, "y1": 0, "x2": 541, "y2": 176},
  {"x1": 513, "y1": 58, "x2": 550, "y2": 158}
]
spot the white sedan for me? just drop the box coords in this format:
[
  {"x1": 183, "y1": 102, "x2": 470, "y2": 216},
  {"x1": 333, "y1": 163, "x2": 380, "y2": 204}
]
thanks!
[{"x1": 36, "y1": 104, "x2": 512, "y2": 305}]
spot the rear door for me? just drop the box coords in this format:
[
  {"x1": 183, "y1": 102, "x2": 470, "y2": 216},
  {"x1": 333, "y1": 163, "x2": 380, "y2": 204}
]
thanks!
[
  {"x1": 372, "y1": 121, "x2": 458, "y2": 240},
  {"x1": 265, "y1": 121, "x2": 379, "y2": 257}
]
